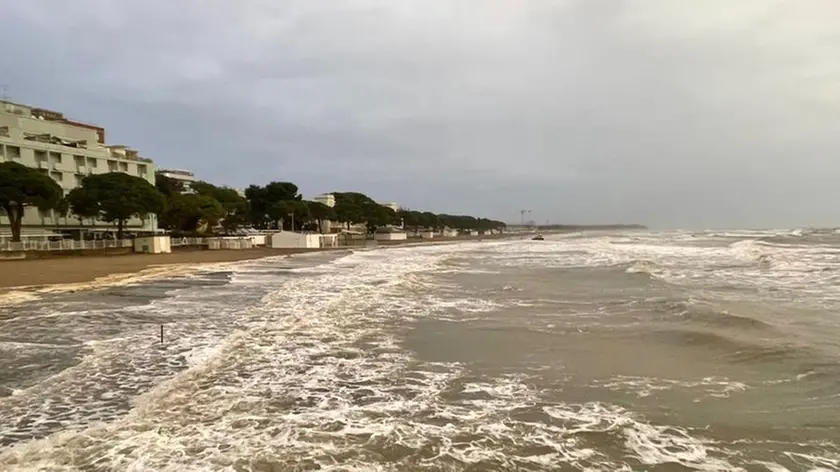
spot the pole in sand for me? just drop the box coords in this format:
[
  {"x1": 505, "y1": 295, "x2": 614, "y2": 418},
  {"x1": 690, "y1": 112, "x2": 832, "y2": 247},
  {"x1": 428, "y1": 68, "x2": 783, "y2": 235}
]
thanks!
[{"x1": 160, "y1": 324, "x2": 164, "y2": 344}]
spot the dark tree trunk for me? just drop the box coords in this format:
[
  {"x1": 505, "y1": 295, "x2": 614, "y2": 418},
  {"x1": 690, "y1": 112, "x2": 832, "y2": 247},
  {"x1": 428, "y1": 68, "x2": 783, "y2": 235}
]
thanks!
[
  {"x1": 117, "y1": 218, "x2": 125, "y2": 240},
  {"x1": 5, "y1": 203, "x2": 24, "y2": 242}
]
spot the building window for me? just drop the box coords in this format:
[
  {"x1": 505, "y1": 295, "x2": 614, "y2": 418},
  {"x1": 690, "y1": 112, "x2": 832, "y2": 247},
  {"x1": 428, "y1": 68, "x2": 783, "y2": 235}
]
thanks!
[
  {"x1": 74, "y1": 155, "x2": 85, "y2": 167},
  {"x1": 49, "y1": 152, "x2": 62, "y2": 165},
  {"x1": 119, "y1": 161, "x2": 128, "y2": 172},
  {"x1": 6, "y1": 146, "x2": 20, "y2": 159},
  {"x1": 74, "y1": 174, "x2": 84, "y2": 187},
  {"x1": 107, "y1": 160, "x2": 118, "y2": 172},
  {"x1": 50, "y1": 171, "x2": 63, "y2": 182},
  {"x1": 35, "y1": 150, "x2": 47, "y2": 162},
  {"x1": 87, "y1": 157, "x2": 97, "y2": 168},
  {"x1": 137, "y1": 164, "x2": 147, "y2": 177}
]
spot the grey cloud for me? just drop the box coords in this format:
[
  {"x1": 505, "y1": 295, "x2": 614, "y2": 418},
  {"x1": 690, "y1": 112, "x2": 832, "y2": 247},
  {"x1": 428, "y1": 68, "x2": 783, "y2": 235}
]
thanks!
[{"x1": 1, "y1": 0, "x2": 838, "y2": 228}]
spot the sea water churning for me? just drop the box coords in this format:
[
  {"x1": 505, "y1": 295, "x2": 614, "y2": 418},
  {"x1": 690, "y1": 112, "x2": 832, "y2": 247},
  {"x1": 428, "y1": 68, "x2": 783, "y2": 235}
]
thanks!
[{"x1": 0, "y1": 231, "x2": 839, "y2": 471}]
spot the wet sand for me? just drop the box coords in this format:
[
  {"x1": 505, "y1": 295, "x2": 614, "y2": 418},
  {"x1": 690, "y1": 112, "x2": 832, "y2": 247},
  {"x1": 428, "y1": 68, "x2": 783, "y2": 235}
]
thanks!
[
  {"x1": 0, "y1": 248, "x2": 329, "y2": 290},
  {"x1": 0, "y1": 234, "x2": 520, "y2": 291}
]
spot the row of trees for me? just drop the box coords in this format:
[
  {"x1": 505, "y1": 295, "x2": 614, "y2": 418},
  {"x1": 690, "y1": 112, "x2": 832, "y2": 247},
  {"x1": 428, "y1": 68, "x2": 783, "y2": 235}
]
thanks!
[{"x1": 0, "y1": 161, "x2": 506, "y2": 241}]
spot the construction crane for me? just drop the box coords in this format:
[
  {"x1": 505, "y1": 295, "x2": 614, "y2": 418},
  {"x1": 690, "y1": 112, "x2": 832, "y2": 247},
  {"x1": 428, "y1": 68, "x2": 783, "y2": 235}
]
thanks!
[{"x1": 520, "y1": 209, "x2": 531, "y2": 226}]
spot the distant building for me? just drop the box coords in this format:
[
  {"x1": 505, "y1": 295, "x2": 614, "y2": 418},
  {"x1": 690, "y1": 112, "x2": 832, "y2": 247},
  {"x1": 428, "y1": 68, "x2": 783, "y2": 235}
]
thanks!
[
  {"x1": 157, "y1": 168, "x2": 196, "y2": 192},
  {"x1": 0, "y1": 100, "x2": 157, "y2": 238},
  {"x1": 382, "y1": 202, "x2": 399, "y2": 212},
  {"x1": 312, "y1": 193, "x2": 336, "y2": 208}
]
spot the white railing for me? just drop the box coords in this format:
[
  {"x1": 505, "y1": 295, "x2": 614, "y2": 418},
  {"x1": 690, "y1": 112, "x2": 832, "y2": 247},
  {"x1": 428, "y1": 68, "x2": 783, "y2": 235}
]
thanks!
[
  {"x1": 170, "y1": 237, "x2": 208, "y2": 247},
  {"x1": 0, "y1": 239, "x2": 134, "y2": 252}
]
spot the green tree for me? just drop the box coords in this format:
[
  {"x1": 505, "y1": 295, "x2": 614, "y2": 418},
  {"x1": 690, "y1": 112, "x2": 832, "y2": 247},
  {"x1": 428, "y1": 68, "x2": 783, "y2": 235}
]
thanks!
[
  {"x1": 160, "y1": 193, "x2": 225, "y2": 233},
  {"x1": 0, "y1": 162, "x2": 64, "y2": 242},
  {"x1": 67, "y1": 172, "x2": 164, "y2": 239},
  {"x1": 154, "y1": 172, "x2": 184, "y2": 196},
  {"x1": 245, "y1": 181, "x2": 301, "y2": 229},
  {"x1": 307, "y1": 200, "x2": 336, "y2": 233},
  {"x1": 363, "y1": 202, "x2": 397, "y2": 235},
  {"x1": 421, "y1": 211, "x2": 441, "y2": 231},
  {"x1": 333, "y1": 192, "x2": 375, "y2": 231},
  {"x1": 266, "y1": 200, "x2": 294, "y2": 230},
  {"x1": 191, "y1": 181, "x2": 249, "y2": 232},
  {"x1": 289, "y1": 200, "x2": 311, "y2": 231}
]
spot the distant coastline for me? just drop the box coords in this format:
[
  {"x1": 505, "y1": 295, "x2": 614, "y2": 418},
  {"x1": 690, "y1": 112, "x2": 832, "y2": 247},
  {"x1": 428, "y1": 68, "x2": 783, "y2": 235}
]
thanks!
[{"x1": 518, "y1": 224, "x2": 648, "y2": 231}]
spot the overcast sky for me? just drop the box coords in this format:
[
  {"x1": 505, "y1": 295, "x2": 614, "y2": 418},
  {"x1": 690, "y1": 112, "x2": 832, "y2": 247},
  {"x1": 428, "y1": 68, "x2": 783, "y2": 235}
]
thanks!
[{"x1": 2, "y1": 1, "x2": 838, "y2": 228}]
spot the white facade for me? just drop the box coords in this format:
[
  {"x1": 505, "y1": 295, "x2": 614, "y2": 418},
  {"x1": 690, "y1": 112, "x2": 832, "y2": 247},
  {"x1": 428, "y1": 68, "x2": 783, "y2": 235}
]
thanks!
[
  {"x1": 419, "y1": 231, "x2": 435, "y2": 239},
  {"x1": 311, "y1": 194, "x2": 338, "y2": 232},
  {"x1": 382, "y1": 202, "x2": 399, "y2": 212},
  {"x1": 312, "y1": 193, "x2": 336, "y2": 208},
  {"x1": 375, "y1": 228, "x2": 408, "y2": 241},
  {"x1": 158, "y1": 168, "x2": 195, "y2": 191},
  {"x1": 134, "y1": 236, "x2": 171, "y2": 254},
  {"x1": 267, "y1": 232, "x2": 321, "y2": 248},
  {"x1": 0, "y1": 100, "x2": 158, "y2": 236},
  {"x1": 249, "y1": 234, "x2": 267, "y2": 246}
]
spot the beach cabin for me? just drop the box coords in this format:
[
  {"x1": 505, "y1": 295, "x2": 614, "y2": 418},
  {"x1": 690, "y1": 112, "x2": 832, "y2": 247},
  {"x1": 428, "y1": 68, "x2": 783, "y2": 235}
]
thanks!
[
  {"x1": 207, "y1": 237, "x2": 254, "y2": 250},
  {"x1": 250, "y1": 234, "x2": 267, "y2": 247},
  {"x1": 134, "y1": 236, "x2": 171, "y2": 254},
  {"x1": 374, "y1": 227, "x2": 408, "y2": 241},
  {"x1": 319, "y1": 233, "x2": 339, "y2": 248},
  {"x1": 267, "y1": 232, "x2": 321, "y2": 248},
  {"x1": 440, "y1": 228, "x2": 458, "y2": 238},
  {"x1": 419, "y1": 230, "x2": 435, "y2": 239}
]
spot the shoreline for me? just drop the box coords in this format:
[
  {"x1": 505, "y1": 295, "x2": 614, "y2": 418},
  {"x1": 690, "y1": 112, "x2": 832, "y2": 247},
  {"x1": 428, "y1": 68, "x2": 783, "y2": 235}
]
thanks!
[{"x1": 0, "y1": 234, "x2": 520, "y2": 301}]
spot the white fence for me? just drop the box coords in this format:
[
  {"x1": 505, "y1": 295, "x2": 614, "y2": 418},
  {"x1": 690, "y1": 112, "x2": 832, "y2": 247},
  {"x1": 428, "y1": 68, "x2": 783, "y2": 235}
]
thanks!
[
  {"x1": 0, "y1": 239, "x2": 134, "y2": 252},
  {"x1": 0, "y1": 236, "x2": 254, "y2": 252},
  {"x1": 0, "y1": 233, "x2": 350, "y2": 252},
  {"x1": 170, "y1": 237, "x2": 207, "y2": 247}
]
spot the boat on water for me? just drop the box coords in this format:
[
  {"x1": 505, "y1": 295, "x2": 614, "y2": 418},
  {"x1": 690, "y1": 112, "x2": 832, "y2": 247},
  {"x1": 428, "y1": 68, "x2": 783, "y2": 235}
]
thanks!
[{"x1": 531, "y1": 234, "x2": 545, "y2": 241}]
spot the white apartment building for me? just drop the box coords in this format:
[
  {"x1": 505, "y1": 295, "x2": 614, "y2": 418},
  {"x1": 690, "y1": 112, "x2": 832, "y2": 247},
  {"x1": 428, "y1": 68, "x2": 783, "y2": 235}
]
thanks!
[
  {"x1": 158, "y1": 168, "x2": 196, "y2": 192},
  {"x1": 0, "y1": 100, "x2": 158, "y2": 237},
  {"x1": 312, "y1": 193, "x2": 336, "y2": 208}
]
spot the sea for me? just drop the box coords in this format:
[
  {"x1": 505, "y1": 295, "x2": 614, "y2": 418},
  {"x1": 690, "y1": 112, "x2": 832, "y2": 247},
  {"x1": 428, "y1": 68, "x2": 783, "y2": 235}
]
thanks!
[{"x1": 0, "y1": 230, "x2": 838, "y2": 471}]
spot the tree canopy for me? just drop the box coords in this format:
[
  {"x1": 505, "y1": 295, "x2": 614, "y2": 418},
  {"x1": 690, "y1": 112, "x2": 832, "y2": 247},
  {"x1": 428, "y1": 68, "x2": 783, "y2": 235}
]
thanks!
[
  {"x1": 0, "y1": 162, "x2": 64, "y2": 241},
  {"x1": 159, "y1": 193, "x2": 225, "y2": 233},
  {"x1": 67, "y1": 172, "x2": 163, "y2": 239},
  {"x1": 2, "y1": 165, "x2": 506, "y2": 239},
  {"x1": 306, "y1": 200, "x2": 336, "y2": 233},
  {"x1": 190, "y1": 181, "x2": 249, "y2": 232},
  {"x1": 245, "y1": 181, "x2": 301, "y2": 229},
  {"x1": 154, "y1": 172, "x2": 184, "y2": 196},
  {"x1": 332, "y1": 192, "x2": 375, "y2": 231}
]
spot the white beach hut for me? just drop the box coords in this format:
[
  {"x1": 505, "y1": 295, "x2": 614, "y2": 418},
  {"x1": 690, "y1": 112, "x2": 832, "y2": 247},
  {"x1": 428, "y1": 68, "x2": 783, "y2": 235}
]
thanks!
[
  {"x1": 134, "y1": 236, "x2": 172, "y2": 254},
  {"x1": 374, "y1": 227, "x2": 408, "y2": 241},
  {"x1": 267, "y1": 232, "x2": 321, "y2": 248}
]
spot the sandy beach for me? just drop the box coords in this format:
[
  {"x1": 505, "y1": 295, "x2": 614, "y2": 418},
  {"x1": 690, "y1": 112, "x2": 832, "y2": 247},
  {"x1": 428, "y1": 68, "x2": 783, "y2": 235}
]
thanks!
[
  {"x1": 0, "y1": 247, "x2": 331, "y2": 291},
  {"x1": 0, "y1": 234, "x2": 519, "y2": 293}
]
